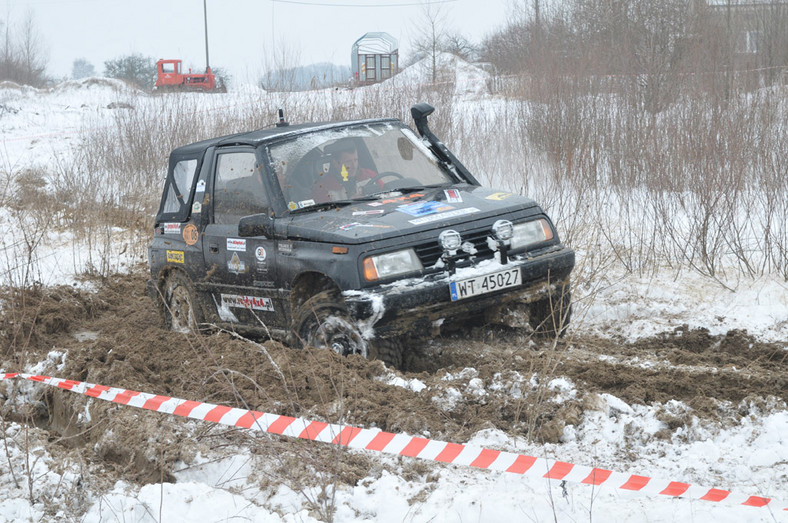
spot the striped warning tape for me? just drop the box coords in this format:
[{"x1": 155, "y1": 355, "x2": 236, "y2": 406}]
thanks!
[{"x1": 2, "y1": 372, "x2": 785, "y2": 511}]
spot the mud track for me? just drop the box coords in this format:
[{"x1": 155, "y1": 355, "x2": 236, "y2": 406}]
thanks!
[{"x1": 1, "y1": 267, "x2": 786, "y2": 489}]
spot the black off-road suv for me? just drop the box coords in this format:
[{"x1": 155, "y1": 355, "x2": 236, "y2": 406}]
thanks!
[{"x1": 147, "y1": 103, "x2": 574, "y2": 367}]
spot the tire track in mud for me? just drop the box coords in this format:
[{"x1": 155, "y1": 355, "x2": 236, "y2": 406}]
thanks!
[{"x1": 414, "y1": 326, "x2": 787, "y2": 415}]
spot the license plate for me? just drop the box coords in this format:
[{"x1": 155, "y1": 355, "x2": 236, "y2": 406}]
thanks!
[{"x1": 449, "y1": 267, "x2": 521, "y2": 301}]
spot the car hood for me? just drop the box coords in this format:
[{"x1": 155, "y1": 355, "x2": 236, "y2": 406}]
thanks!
[{"x1": 281, "y1": 185, "x2": 540, "y2": 244}]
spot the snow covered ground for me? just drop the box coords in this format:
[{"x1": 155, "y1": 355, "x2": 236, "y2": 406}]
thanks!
[{"x1": 1, "y1": 62, "x2": 786, "y2": 522}]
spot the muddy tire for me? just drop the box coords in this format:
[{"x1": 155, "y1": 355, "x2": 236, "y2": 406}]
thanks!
[
  {"x1": 369, "y1": 336, "x2": 405, "y2": 369},
  {"x1": 294, "y1": 291, "x2": 367, "y2": 357},
  {"x1": 163, "y1": 271, "x2": 204, "y2": 333},
  {"x1": 529, "y1": 289, "x2": 572, "y2": 337}
]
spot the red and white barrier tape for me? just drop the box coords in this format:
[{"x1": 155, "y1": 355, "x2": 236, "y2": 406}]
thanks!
[{"x1": 2, "y1": 372, "x2": 785, "y2": 511}]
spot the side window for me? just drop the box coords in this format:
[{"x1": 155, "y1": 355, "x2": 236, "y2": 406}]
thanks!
[
  {"x1": 162, "y1": 159, "x2": 198, "y2": 214},
  {"x1": 213, "y1": 151, "x2": 267, "y2": 225}
]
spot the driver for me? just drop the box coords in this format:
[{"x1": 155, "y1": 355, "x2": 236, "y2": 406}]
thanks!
[{"x1": 313, "y1": 138, "x2": 379, "y2": 202}]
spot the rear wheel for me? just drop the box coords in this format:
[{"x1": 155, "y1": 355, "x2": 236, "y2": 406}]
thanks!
[
  {"x1": 163, "y1": 272, "x2": 203, "y2": 333},
  {"x1": 294, "y1": 291, "x2": 367, "y2": 357}
]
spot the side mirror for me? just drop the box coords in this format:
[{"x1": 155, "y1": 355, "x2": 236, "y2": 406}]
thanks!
[{"x1": 238, "y1": 212, "x2": 275, "y2": 238}]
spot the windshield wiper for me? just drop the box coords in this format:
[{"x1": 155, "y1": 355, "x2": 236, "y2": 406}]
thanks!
[
  {"x1": 289, "y1": 200, "x2": 354, "y2": 214},
  {"x1": 396, "y1": 183, "x2": 449, "y2": 193},
  {"x1": 360, "y1": 183, "x2": 449, "y2": 200}
]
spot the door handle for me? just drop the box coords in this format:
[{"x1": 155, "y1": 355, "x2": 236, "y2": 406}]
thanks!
[{"x1": 209, "y1": 244, "x2": 219, "y2": 253}]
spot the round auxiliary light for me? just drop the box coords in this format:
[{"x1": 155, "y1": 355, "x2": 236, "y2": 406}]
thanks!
[
  {"x1": 492, "y1": 219, "x2": 514, "y2": 241},
  {"x1": 438, "y1": 230, "x2": 462, "y2": 251}
]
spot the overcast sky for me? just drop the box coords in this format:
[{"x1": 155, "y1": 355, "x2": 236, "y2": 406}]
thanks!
[{"x1": 1, "y1": 0, "x2": 514, "y2": 84}]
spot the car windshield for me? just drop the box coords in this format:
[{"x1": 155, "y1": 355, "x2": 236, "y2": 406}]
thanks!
[{"x1": 268, "y1": 122, "x2": 456, "y2": 211}]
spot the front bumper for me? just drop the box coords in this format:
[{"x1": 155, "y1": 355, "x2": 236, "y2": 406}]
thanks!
[{"x1": 344, "y1": 245, "x2": 575, "y2": 338}]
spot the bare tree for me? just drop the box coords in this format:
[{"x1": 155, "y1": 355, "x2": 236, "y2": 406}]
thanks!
[
  {"x1": 411, "y1": 2, "x2": 449, "y2": 83},
  {"x1": 18, "y1": 12, "x2": 47, "y2": 85},
  {"x1": 259, "y1": 38, "x2": 303, "y2": 91},
  {"x1": 443, "y1": 33, "x2": 479, "y2": 62},
  {"x1": 0, "y1": 11, "x2": 48, "y2": 87}
]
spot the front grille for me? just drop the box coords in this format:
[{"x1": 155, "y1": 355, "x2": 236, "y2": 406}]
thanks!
[{"x1": 414, "y1": 227, "x2": 495, "y2": 269}]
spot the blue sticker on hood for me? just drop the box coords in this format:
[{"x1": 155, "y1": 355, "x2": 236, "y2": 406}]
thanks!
[{"x1": 397, "y1": 201, "x2": 454, "y2": 217}]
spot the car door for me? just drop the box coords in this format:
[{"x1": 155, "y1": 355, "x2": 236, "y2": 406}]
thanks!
[{"x1": 201, "y1": 147, "x2": 286, "y2": 329}]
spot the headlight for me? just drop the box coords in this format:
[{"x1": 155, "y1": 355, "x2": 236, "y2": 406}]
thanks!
[
  {"x1": 510, "y1": 219, "x2": 554, "y2": 250},
  {"x1": 492, "y1": 219, "x2": 514, "y2": 241},
  {"x1": 363, "y1": 249, "x2": 423, "y2": 281},
  {"x1": 438, "y1": 230, "x2": 462, "y2": 251}
]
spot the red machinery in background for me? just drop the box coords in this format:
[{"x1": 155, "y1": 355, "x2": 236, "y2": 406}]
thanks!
[
  {"x1": 154, "y1": 59, "x2": 225, "y2": 92},
  {"x1": 153, "y1": 1, "x2": 226, "y2": 93}
]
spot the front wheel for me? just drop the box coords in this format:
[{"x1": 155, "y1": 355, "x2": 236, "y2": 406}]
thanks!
[
  {"x1": 529, "y1": 289, "x2": 572, "y2": 337},
  {"x1": 293, "y1": 291, "x2": 367, "y2": 357},
  {"x1": 163, "y1": 271, "x2": 204, "y2": 333},
  {"x1": 368, "y1": 336, "x2": 405, "y2": 369}
]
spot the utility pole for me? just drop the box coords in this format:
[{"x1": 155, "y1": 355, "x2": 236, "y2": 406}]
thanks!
[{"x1": 203, "y1": 0, "x2": 210, "y2": 70}]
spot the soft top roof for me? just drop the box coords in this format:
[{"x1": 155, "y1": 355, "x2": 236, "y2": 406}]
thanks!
[{"x1": 169, "y1": 117, "x2": 402, "y2": 161}]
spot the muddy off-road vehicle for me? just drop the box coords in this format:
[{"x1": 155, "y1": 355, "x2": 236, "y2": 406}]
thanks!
[{"x1": 147, "y1": 103, "x2": 575, "y2": 367}]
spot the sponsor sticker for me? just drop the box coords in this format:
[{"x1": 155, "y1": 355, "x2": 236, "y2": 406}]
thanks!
[
  {"x1": 227, "y1": 238, "x2": 246, "y2": 252},
  {"x1": 486, "y1": 192, "x2": 514, "y2": 200},
  {"x1": 253, "y1": 280, "x2": 275, "y2": 289},
  {"x1": 192, "y1": 201, "x2": 202, "y2": 214},
  {"x1": 352, "y1": 209, "x2": 385, "y2": 216},
  {"x1": 166, "y1": 250, "x2": 185, "y2": 264},
  {"x1": 409, "y1": 207, "x2": 481, "y2": 225},
  {"x1": 255, "y1": 246, "x2": 267, "y2": 262},
  {"x1": 397, "y1": 201, "x2": 454, "y2": 217},
  {"x1": 288, "y1": 201, "x2": 298, "y2": 211},
  {"x1": 183, "y1": 224, "x2": 199, "y2": 246},
  {"x1": 195, "y1": 180, "x2": 206, "y2": 193},
  {"x1": 163, "y1": 223, "x2": 180, "y2": 234},
  {"x1": 228, "y1": 252, "x2": 246, "y2": 274},
  {"x1": 298, "y1": 199, "x2": 316, "y2": 209},
  {"x1": 278, "y1": 241, "x2": 293, "y2": 254},
  {"x1": 444, "y1": 189, "x2": 463, "y2": 203},
  {"x1": 340, "y1": 222, "x2": 361, "y2": 230},
  {"x1": 368, "y1": 193, "x2": 424, "y2": 206},
  {"x1": 220, "y1": 294, "x2": 275, "y2": 312}
]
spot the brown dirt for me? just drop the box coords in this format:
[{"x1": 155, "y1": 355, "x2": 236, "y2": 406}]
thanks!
[{"x1": 1, "y1": 266, "x2": 786, "y2": 497}]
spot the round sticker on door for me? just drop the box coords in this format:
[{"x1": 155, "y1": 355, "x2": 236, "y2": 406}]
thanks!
[
  {"x1": 183, "y1": 224, "x2": 199, "y2": 246},
  {"x1": 255, "y1": 246, "x2": 267, "y2": 261}
]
